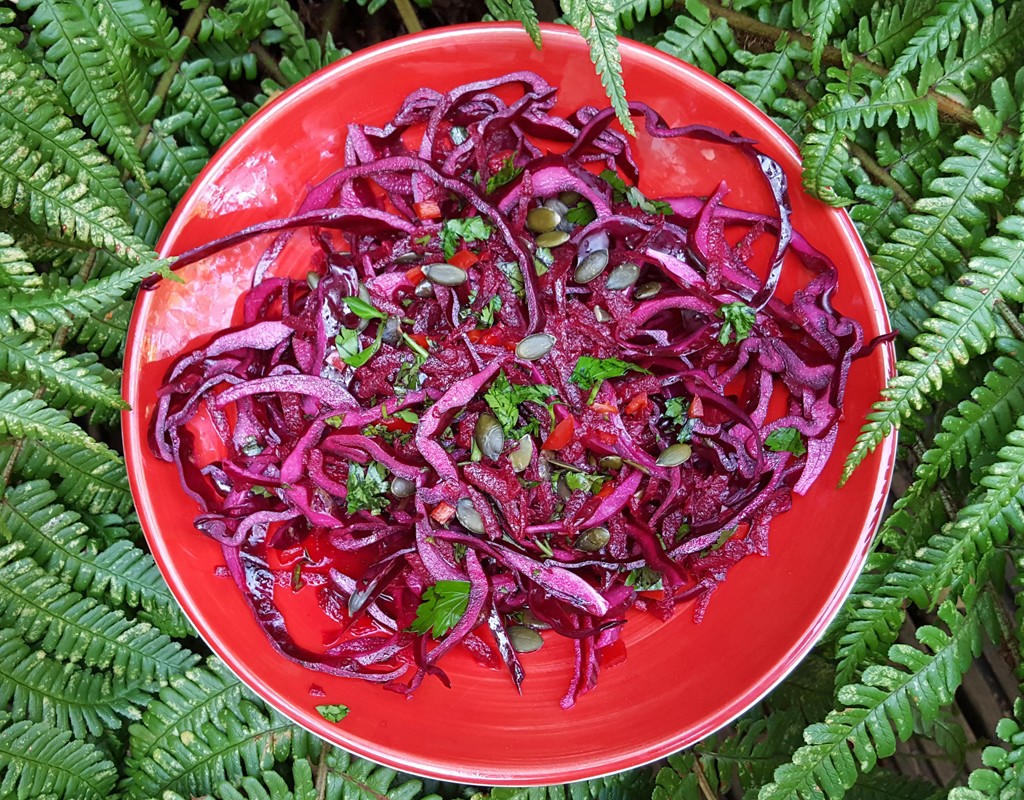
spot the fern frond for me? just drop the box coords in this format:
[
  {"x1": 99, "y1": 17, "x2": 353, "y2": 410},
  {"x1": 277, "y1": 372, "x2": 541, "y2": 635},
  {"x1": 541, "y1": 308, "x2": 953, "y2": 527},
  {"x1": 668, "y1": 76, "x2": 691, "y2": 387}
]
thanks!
[
  {"x1": 849, "y1": 184, "x2": 910, "y2": 254},
  {"x1": 0, "y1": 717, "x2": 118, "y2": 800},
  {"x1": 931, "y1": 3, "x2": 1024, "y2": 102},
  {"x1": 760, "y1": 596, "x2": 997, "y2": 800},
  {"x1": 94, "y1": 0, "x2": 177, "y2": 55},
  {"x1": 0, "y1": 24, "x2": 130, "y2": 215},
  {"x1": 1, "y1": 480, "x2": 190, "y2": 636},
  {"x1": 6, "y1": 438, "x2": 132, "y2": 516},
  {"x1": 813, "y1": 70, "x2": 939, "y2": 139},
  {"x1": 842, "y1": 769, "x2": 946, "y2": 800},
  {"x1": 313, "y1": 748, "x2": 427, "y2": 800},
  {"x1": 802, "y1": 126, "x2": 853, "y2": 205},
  {"x1": 167, "y1": 59, "x2": 246, "y2": 148},
  {"x1": 873, "y1": 129, "x2": 947, "y2": 198},
  {"x1": 505, "y1": 0, "x2": 541, "y2": 46},
  {"x1": 843, "y1": 206, "x2": 1024, "y2": 480},
  {"x1": 123, "y1": 659, "x2": 312, "y2": 800},
  {"x1": 142, "y1": 118, "x2": 211, "y2": 203},
  {"x1": 562, "y1": 0, "x2": 634, "y2": 136},
  {"x1": 805, "y1": 0, "x2": 854, "y2": 72},
  {"x1": 161, "y1": 760, "x2": 317, "y2": 800},
  {"x1": 194, "y1": 38, "x2": 258, "y2": 82},
  {"x1": 947, "y1": 700, "x2": 1024, "y2": 798},
  {"x1": 0, "y1": 383, "x2": 121, "y2": 463},
  {"x1": 0, "y1": 627, "x2": 153, "y2": 738},
  {"x1": 20, "y1": 0, "x2": 147, "y2": 182},
  {"x1": 0, "y1": 258, "x2": 164, "y2": 332},
  {"x1": 127, "y1": 181, "x2": 173, "y2": 248},
  {"x1": 886, "y1": 0, "x2": 994, "y2": 85},
  {"x1": 719, "y1": 43, "x2": 805, "y2": 115},
  {"x1": 196, "y1": 0, "x2": 274, "y2": 45},
  {"x1": 849, "y1": 0, "x2": 933, "y2": 67},
  {"x1": 612, "y1": 0, "x2": 668, "y2": 32},
  {"x1": 0, "y1": 332, "x2": 125, "y2": 418},
  {"x1": 653, "y1": 0, "x2": 736, "y2": 76},
  {"x1": 263, "y1": 0, "x2": 310, "y2": 53},
  {"x1": 68, "y1": 301, "x2": 131, "y2": 358},
  {"x1": 0, "y1": 544, "x2": 199, "y2": 680},
  {"x1": 0, "y1": 232, "x2": 41, "y2": 289}
]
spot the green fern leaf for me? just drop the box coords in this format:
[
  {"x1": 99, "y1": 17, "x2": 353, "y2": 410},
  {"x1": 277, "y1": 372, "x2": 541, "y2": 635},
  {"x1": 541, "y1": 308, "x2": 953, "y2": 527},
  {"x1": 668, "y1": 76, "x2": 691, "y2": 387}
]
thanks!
[
  {"x1": 849, "y1": 0, "x2": 933, "y2": 67},
  {"x1": 19, "y1": 0, "x2": 148, "y2": 182},
  {"x1": 168, "y1": 59, "x2": 247, "y2": 148},
  {"x1": 0, "y1": 332, "x2": 125, "y2": 418},
  {"x1": 0, "y1": 383, "x2": 122, "y2": 463},
  {"x1": 562, "y1": 0, "x2": 634, "y2": 135},
  {"x1": 0, "y1": 25, "x2": 130, "y2": 215},
  {"x1": 93, "y1": 0, "x2": 177, "y2": 55},
  {"x1": 948, "y1": 699, "x2": 1024, "y2": 800},
  {"x1": 264, "y1": 0, "x2": 309, "y2": 54},
  {"x1": 68, "y1": 301, "x2": 131, "y2": 359},
  {"x1": 849, "y1": 184, "x2": 910, "y2": 253},
  {"x1": 0, "y1": 543, "x2": 199, "y2": 680},
  {"x1": 196, "y1": 0, "x2": 274, "y2": 45},
  {"x1": 806, "y1": 0, "x2": 853, "y2": 72},
  {"x1": 0, "y1": 627, "x2": 154, "y2": 738},
  {"x1": 317, "y1": 748, "x2": 426, "y2": 800},
  {"x1": 0, "y1": 232, "x2": 41, "y2": 290},
  {"x1": 886, "y1": 0, "x2": 994, "y2": 85},
  {"x1": 931, "y1": 3, "x2": 1024, "y2": 102},
  {"x1": 141, "y1": 119, "x2": 211, "y2": 203},
  {"x1": 872, "y1": 128, "x2": 947, "y2": 198},
  {"x1": 843, "y1": 769, "x2": 946, "y2": 800},
  {"x1": 0, "y1": 717, "x2": 118, "y2": 800},
  {"x1": 802, "y1": 125, "x2": 853, "y2": 205},
  {"x1": 507, "y1": 0, "x2": 541, "y2": 47},
  {"x1": 1, "y1": 480, "x2": 190, "y2": 636},
  {"x1": 612, "y1": 0, "x2": 668, "y2": 32},
  {"x1": 127, "y1": 181, "x2": 173, "y2": 248},
  {"x1": 843, "y1": 207, "x2": 1024, "y2": 481},
  {"x1": 193, "y1": 38, "x2": 259, "y2": 82},
  {"x1": 813, "y1": 71, "x2": 939, "y2": 139},
  {"x1": 760, "y1": 596, "x2": 996, "y2": 800},
  {"x1": 0, "y1": 258, "x2": 164, "y2": 332},
  {"x1": 719, "y1": 43, "x2": 805, "y2": 115},
  {"x1": 654, "y1": 0, "x2": 736, "y2": 76},
  {"x1": 5, "y1": 438, "x2": 132, "y2": 516}
]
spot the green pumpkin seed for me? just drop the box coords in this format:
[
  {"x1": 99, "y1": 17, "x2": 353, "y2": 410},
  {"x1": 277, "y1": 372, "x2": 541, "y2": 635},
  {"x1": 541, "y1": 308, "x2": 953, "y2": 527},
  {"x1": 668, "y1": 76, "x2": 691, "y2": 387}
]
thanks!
[
  {"x1": 594, "y1": 306, "x2": 612, "y2": 323},
  {"x1": 414, "y1": 281, "x2": 434, "y2": 299},
  {"x1": 559, "y1": 190, "x2": 582, "y2": 206},
  {"x1": 575, "y1": 526, "x2": 610, "y2": 552},
  {"x1": 526, "y1": 206, "x2": 561, "y2": 234},
  {"x1": 574, "y1": 249, "x2": 610, "y2": 284},
  {"x1": 474, "y1": 413, "x2": 505, "y2": 461},
  {"x1": 633, "y1": 281, "x2": 662, "y2": 300},
  {"x1": 306, "y1": 271, "x2": 320, "y2": 289},
  {"x1": 456, "y1": 498, "x2": 486, "y2": 534},
  {"x1": 606, "y1": 262, "x2": 640, "y2": 291},
  {"x1": 544, "y1": 198, "x2": 570, "y2": 216},
  {"x1": 656, "y1": 443, "x2": 692, "y2": 467},
  {"x1": 535, "y1": 230, "x2": 570, "y2": 248},
  {"x1": 390, "y1": 476, "x2": 416, "y2": 498},
  {"x1": 598, "y1": 455, "x2": 623, "y2": 470},
  {"x1": 515, "y1": 333, "x2": 556, "y2": 361},
  {"x1": 508, "y1": 625, "x2": 544, "y2": 653},
  {"x1": 422, "y1": 263, "x2": 468, "y2": 287},
  {"x1": 509, "y1": 434, "x2": 534, "y2": 472}
]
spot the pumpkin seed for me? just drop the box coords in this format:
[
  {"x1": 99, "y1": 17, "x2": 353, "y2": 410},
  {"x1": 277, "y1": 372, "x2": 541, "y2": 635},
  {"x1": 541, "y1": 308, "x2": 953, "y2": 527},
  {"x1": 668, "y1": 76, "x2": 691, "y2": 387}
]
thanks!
[
  {"x1": 390, "y1": 476, "x2": 416, "y2": 498},
  {"x1": 456, "y1": 498, "x2": 486, "y2": 534},
  {"x1": 559, "y1": 190, "x2": 582, "y2": 206},
  {"x1": 509, "y1": 434, "x2": 534, "y2": 472},
  {"x1": 414, "y1": 281, "x2": 434, "y2": 299},
  {"x1": 515, "y1": 333, "x2": 556, "y2": 361},
  {"x1": 574, "y1": 249, "x2": 610, "y2": 284},
  {"x1": 526, "y1": 206, "x2": 560, "y2": 234},
  {"x1": 575, "y1": 526, "x2": 610, "y2": 552},
  {"x1": 508, "y1": 625, "x2": 544, "y2": 653},
  {"x1": 474, "y1": 413, "x2": 504, "y2": 461},
  {"x1": 594, "y1": 306, "x2": 612, "y2": 323},
  {"x1": 535, "y1": 230, "x2": 570, "y2": 248},
  {"x1": 520, "y1": 609, "x2": 550, "y2": 630},
  {"x1": 598, "y1": 455, "x2": 623, "y2": 470},
  {"x1": 381, "y1": 317, "x2": 401, "y2": 346},
  {"x1": 306, "y1": 271, "x2": 320, "y2": 289},
  {"x1": 606, "y1": 262, "x2": 640, "y2": 290},
  {"x1": 422, "y1": 263, "x2": 468, "y2": 287},
  {"x1": 394, "y1": 251, "x2": 419, "y2": 264},
  {"x1": 544, "y1": 198, "x2": 570, "y2": 216},
  {"x1": 656, "y1": 443, "x2": 692, "y2": 467},
  {"x1": 633, "y1": 281, "x2": 662, "y2": 300}
]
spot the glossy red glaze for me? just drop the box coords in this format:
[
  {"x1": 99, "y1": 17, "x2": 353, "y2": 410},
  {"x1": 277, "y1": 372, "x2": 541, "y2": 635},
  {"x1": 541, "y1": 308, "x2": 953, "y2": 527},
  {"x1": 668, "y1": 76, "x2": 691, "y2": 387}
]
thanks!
[{"x1": 122, "y1": 24, "x2": 896, "y2": 785}]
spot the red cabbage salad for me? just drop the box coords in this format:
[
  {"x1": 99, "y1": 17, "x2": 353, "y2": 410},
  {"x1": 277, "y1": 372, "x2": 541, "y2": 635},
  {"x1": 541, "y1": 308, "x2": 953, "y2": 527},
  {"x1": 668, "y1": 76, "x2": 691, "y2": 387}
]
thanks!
[{"x1": 149, "y1": 72, "x2": 881, "y2": 708}]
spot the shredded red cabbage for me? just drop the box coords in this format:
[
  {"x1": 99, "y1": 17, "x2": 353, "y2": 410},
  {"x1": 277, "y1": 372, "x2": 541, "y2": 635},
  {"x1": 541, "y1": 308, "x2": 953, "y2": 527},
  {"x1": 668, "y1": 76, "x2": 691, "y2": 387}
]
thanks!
[{"x1": 150, "y1": 72, "x2": 885, "y2": 707}]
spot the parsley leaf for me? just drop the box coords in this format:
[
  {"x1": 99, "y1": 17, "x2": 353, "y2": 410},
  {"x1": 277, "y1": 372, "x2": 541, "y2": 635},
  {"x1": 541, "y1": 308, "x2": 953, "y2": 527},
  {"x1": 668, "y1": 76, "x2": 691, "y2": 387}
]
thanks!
[
  {"x1": 764, "y1": 427, "x2": 807, "y2": 456},
  {"x1": 336, "y1": 325, "x2": 383, "y2": 368},
  {"x1": 565, "y1": 200, "x2": 597, "y2": 226},
  {"x1": 563, "y1": 470, "x2": 606, "y2": 493},
  {"x1": 441, "y1": 217, "x2": 492, "y2": 259},
  {"x1": 625, "y1": 567, "x2": 663, "y2": 591},
  {"x1": 345, "y1": 461, "x2": 390, "y2": 515},
  {"x1": 484, "y1": 371, "x2": 557, "y2": 435},
  {"x1": 663, "y1": 397, "x2": 696, "y2": 443},
  {"x1": 599, "y1": 169, "x2": 671, "y2": 215},
  {"x1": 410, "y1": 579, "x2": 471, "y2": 638},
  {"x1": 342, "y1": 296, "x2": 387, "y2": 321},
  {"x1": 570, "y1": 356, "x2": 650, "y2": 404},
  {"x1": 414, "y1": 234, "x2": 432, "y2": 246},
  {"x1": 496, "y1": 260, "x2": 525, "y2": 299},
  {"x1": 717, "y1": 302, "x2": 757, "y2": 345},
  {"x1": 486, "y1": 155, "x2": 523, "y2": 193},
  {"x1": 315, "y1": 704, "x2": 349, "y2": 723},
  {"x1": 395, "y1": 351, "x2": 427, "y2": 392},
  {"x1": 477, "y1": 295, "x2": 502, "y2": 328}
]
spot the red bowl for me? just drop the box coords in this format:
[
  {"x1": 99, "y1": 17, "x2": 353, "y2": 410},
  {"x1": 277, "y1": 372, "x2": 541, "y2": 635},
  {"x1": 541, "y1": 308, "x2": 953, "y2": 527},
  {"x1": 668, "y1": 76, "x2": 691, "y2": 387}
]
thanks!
[{"x1": 123, "y1": 23, "x2": 896, "y2": 785}]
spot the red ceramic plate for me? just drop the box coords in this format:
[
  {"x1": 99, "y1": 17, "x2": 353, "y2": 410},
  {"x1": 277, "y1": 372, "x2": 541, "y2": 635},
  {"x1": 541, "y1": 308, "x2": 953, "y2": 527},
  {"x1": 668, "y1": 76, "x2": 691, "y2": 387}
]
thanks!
[{"x1": 123, "y1": 23, "x2": 896, "y2": 786}]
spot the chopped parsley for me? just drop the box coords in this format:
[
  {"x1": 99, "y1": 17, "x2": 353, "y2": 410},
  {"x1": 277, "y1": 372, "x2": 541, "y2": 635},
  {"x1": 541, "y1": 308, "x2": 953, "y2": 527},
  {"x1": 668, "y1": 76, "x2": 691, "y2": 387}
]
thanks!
[
  {"x1": 486, "y1": 155, "x2": 523, "y2": 193},
  {"x1": 409, "y1": 579, "x2": 471, "y2": 638},
  {"x1": 717, "y1": 302, "x2": 757, "y2": 345},
  {"x1": 764, "y1": 426, "x2": 807, "y2": 456},
  {"x1": 625, "y1": 567, "x2": 663, "y2": 591},
  {"x1": 533, "y1": 246, "x2": 553, "y2": 276},
  {"x1": 414, "y1": 234, "x2": 432, "y2": 246},
  {"x1": 251, "y1": 485, "x2": 275, "y2": 498},
  {"x1": 345, "y1": 461, "x2": 390, "y2": 515},
  {"x1": 441, "y1": 216, "x2": 492, "y2": 259},
  {"x1": 477, "y1": 295, "x2": 502, "y2": 328},
  {"x1": 496, "y1": 260, "x2": 525, "y2": 298},
  {"x1": 563, "y1": 470, "x2": 606, "y2": 494},
  {"x1": 484, "y1": 370, "x2": 557, "y2": 435},
  {"x1": 570, "y1": 355, "x2": 650, "y2": 404},
  {"x1": 565, "y1": 199, "x2": 597, "y2": 226},
  {"x1": 315, "y1": 704, "x2": 349, "y2": 723},
  {"x1": 395, "y1": 351, "x2": 427, "y2": 392},
  {"x1": 663, "y1": 397, "x2": 696, "y2": 443},
  {"x1": 342, "y1": 295, "x2": 387, "y2": 321},
  {"x1": 335, "y1": 325, "x2": 382, "y2": 368},
  {"x1": 599, "y1": 169, "x2": 672, "y2": 215}
]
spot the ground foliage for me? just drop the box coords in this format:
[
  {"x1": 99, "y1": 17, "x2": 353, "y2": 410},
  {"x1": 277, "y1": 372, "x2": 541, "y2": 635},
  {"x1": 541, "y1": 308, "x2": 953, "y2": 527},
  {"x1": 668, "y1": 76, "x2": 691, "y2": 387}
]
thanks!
[{"x1": 0, "y1": 0, "x2": 1022, "y2": 798}]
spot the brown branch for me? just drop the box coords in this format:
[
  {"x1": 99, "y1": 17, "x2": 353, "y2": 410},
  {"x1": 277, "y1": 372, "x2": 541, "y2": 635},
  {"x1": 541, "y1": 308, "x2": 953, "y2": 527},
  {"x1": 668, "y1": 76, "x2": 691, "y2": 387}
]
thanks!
[
  {"x1": 393, "y1": 0, "x2": 423, "y2": 34},
  {"x1": 700, "y1": 0, "x2": 979, "y2": 130},
  {"x1": 314, "y1": 745, "x2": 331, "y2": 800},
  {"x1": 693, "y1": 755, "x2": 717, "y2": 800},
  {"x1": 250, "y1": 41, "x2": 289, "y2": 86},
  {"x1": 133, "y1": 0, "x2": 214, "y2": 153}
]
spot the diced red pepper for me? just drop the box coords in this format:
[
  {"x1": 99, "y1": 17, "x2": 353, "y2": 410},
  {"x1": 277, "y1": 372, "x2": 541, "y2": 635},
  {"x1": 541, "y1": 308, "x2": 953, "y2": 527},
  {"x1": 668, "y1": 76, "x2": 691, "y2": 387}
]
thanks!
[
  {"x1": 413, "y1": 200, "x2": 441, "y2": 220},
  {"x1": 487, "y1": 148, "x2": 515, "y2": 172},
  {"x1": 407, "y1": 332, "x2": 430, "y2": 350},
  {"x1": 381, "y1": 417, "x2": 414, "y2": 433},
  {"x1": 542, "y1": 415, "x2": 576, "y2": 451},
  {"x1": 595, "y1": 482, "x2": 616, "y2": 500},
  {"x1": 689, "y1": 396, "x2": 704, "y2": 418},
  {"x1": 597, "y1": 637, "x2": 628, "y2": 668},
  {"x1": 625, "y1": 392, "x2": 649, "y2": 415},
  {"x1": 431, "y1": 501, "x2": 456, "y2": 525},
  {"x1": 593, "y1": 430, "x2": 619, "y2": 446},
  {"x1": 591, "y1": 402, "x2": 618, "y2": 415},
  {"x1": 405, "y1": 265, "x2": 425, "y2": 285},
  {"x1": 449, "y1": 250, "x2": 479, "y2": 269}
]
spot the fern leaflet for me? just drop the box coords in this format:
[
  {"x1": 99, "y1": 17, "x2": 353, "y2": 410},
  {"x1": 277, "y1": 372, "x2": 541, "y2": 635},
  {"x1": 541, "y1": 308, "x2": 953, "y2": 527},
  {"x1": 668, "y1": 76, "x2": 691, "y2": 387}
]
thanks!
[
  {"x1": 0, "y1": 717, "x2": 118, "y2": 800},
  {"x1": 802, "y1": 126, "x2": 853, "y2": 206},
  {"x1": 719, "y1": 43, "x2": 805, "y2": 115},
  {"x1": 0, "y1": 233, "x2": 41, "y2": 290},
  {"x1": 886, "y1": 0, "x2": 995, "y2": 85},
  {"x1": 653, "y1": 0, "x2": 736, "y2": 76},
  {"x1": 167, "y1": 59, "x2": 247, "y2": 148},
  {"x1": 613, "y1": 0, "x2": 668, "y2": 32},
  {"x1": 806, "y1": 0, "x2": 853, "y2": 72},
  {"x1": 94, "y1": 0, "x2": 177, "y2": 55}
]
